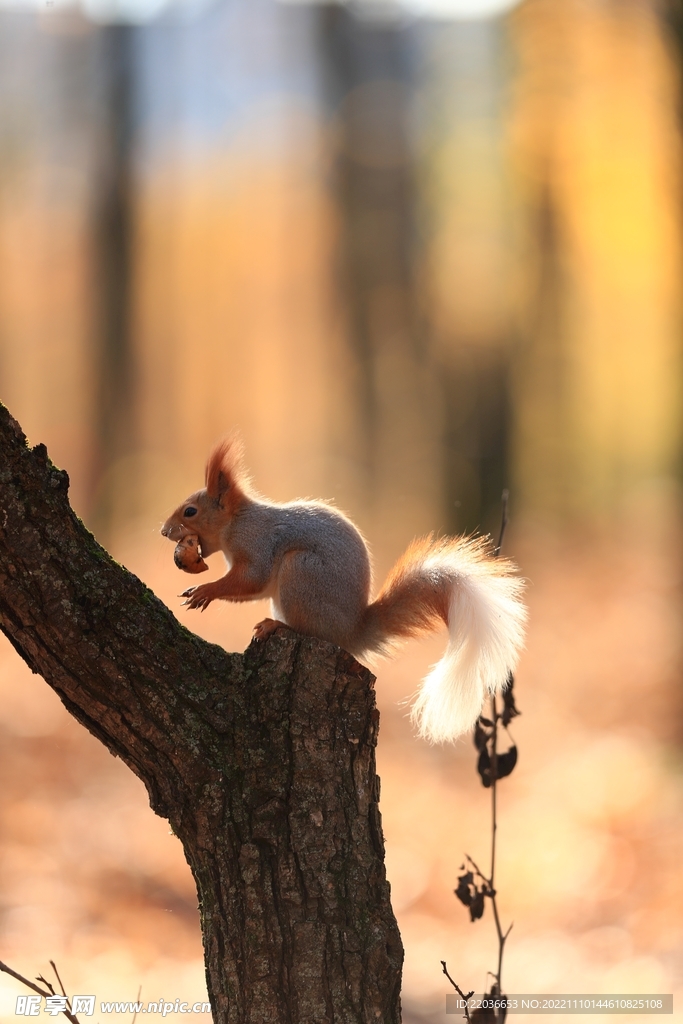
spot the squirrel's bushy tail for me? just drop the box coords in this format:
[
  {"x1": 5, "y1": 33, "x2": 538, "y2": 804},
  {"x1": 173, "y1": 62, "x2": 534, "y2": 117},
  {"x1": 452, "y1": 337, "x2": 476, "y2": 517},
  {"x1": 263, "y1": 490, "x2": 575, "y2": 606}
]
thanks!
[{"x1": 357, "y1": 536, "x2": 526, "y2": 743}]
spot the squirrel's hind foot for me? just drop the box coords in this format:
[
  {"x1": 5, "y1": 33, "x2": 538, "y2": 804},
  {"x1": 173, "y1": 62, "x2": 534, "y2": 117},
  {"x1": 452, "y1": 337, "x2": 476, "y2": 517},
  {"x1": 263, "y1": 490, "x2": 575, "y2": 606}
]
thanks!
[{"x1": 252, "y1": 617, "x2": 289, "y2": 642}]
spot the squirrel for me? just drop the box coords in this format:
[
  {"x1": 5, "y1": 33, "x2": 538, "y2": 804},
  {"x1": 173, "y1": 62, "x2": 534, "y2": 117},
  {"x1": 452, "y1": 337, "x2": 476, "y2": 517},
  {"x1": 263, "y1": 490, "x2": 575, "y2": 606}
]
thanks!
[{"x1": 161, "y1": 439, "x2": 526, "y2": 743}]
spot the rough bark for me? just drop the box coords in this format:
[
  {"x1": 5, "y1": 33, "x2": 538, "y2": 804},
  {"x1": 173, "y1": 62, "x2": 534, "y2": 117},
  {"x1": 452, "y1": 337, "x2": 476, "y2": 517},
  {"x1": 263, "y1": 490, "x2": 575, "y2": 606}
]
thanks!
[{"x1": 0, "y1": 404, "x2": 403, "y2": 1024}]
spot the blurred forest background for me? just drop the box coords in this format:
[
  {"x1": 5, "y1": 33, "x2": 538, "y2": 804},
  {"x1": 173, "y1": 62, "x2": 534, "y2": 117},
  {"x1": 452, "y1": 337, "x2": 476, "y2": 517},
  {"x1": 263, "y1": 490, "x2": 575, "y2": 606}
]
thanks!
[{"x1": 0, "y1": 0, "x2": 683, "y2": 1020}]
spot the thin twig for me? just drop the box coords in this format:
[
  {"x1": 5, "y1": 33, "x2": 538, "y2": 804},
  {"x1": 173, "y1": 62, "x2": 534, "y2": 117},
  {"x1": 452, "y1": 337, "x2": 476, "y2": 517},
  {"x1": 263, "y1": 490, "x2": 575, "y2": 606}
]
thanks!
[
  {"x1": 0, "y1": 961, "x2": 80, "y2": 1024},
  {"x1": 490, "y1": 695, "x2": 498, "y2": 890},
  {"x1": 0, "y1": 962, "x2": 51, "y2": 1000},
  {"x1": 490, "y1": 694, "x2": 503, "y2": 991},
  {"x1": 494, "y1": 489, "x2": 509, "y2": 557},
  {"x1": 446, "y1": 491, "x2": 515, "y2": 1015},
  {"x1": 487, "y1": 692, "x2": 516, "y2": 995},
  {"x1": 464, "y1": 854, "x2": 492, "y2": 891},
  {"x1": 131, "y1": 985, "x2": 142, "y2": 1024},
  {"x1": 441, "y1": 961, "x2": 473, "y2": 1022},
  {"x1": 490, "y1": 491, "x2": 511, "y2": 994},
  {"x1": 50, "y1": 961, "x2": 74, "y2": 1016},
  {"x1": 50, "y1": 961, "x2": 68, "y2": 1000}
]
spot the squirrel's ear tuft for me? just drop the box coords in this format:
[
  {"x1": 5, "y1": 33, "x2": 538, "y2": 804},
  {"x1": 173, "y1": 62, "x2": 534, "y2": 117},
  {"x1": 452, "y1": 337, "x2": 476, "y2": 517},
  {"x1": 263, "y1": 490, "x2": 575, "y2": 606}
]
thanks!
[{"x1": 205, "y1": 436, "x2": 245, "y2": 500}]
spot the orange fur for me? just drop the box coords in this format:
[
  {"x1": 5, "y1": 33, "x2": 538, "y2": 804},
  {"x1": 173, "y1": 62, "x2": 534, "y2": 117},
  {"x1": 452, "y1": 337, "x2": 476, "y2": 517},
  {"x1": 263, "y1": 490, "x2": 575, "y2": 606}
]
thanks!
[
  {"x1": 368, "y1": 535, "x2": 449, "y2": 643},
  {"x1": 163, "y1": 443, "x2": 526, "y2": 742},
  {"x1": 181, "y1": 557, "x2": 266, "y2": 611},
  {"x1": 205, "y1": 437, "x2": 249, "y2": 513},
  {"x1": 359, "y1": 534, "x2": 510, "y2": 656}
]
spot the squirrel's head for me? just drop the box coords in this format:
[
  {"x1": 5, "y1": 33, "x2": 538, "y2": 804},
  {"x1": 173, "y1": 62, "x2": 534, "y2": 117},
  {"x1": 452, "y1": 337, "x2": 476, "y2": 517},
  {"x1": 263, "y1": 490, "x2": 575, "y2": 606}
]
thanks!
[{"x1": 161, "y1": 437, "x2": 250, "y2": 558}]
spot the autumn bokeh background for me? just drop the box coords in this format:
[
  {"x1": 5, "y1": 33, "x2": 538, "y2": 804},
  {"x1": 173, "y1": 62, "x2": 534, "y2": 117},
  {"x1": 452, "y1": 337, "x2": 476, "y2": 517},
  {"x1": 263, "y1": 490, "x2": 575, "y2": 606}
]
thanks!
[{"x1": 1, "y1": 0, "x2": 683, "y2": 1020}]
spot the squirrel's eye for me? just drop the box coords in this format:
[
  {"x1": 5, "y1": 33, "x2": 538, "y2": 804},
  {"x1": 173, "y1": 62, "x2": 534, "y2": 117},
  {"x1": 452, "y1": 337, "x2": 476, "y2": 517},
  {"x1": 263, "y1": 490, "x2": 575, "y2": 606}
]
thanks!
[{"x1": 184, "y1": 507, "x2": 198, "y2": 518}]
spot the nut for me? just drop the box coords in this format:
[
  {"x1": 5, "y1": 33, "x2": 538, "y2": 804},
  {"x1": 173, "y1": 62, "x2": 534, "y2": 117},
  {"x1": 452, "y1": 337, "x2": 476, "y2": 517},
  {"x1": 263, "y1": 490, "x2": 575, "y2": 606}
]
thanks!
[{"x1": 174, "y1": 534, "x2": 209, "y2": 574}]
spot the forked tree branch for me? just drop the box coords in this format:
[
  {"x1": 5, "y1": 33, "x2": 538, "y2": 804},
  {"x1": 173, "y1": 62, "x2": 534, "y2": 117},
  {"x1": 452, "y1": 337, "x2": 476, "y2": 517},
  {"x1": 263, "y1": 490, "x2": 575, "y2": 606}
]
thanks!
[{"x1": 0, "y1": 404, "x2": 403, "y2": 1024}]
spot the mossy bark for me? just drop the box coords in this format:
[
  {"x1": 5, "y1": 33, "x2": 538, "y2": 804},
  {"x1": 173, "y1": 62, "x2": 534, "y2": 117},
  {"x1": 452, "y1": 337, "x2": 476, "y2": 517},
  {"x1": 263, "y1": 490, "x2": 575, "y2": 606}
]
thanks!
[{"x1": 0, "y1": 405, "x2": 403, "y2": 1024}]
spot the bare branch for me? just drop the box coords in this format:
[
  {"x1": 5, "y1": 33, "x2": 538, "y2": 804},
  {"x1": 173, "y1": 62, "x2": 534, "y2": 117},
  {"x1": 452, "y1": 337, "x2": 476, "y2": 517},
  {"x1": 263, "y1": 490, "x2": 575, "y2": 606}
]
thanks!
[
  {"x1": 0, "y1": 961, "x2": 80, "y2": 1024},
  {"x1": 450, "y1": 489, "x2": 519, "y2": 1013},
  {"x1": 50, "y1": 961, "x2": 68, "y2": 1000},
  {"x1": 131, "y1": 985, "x2": 142, "y2": 1024},
  {"x1": 494, "y1": 489, "x2": 509, "y2": 557},
  {"x1": 441, "y1": 961, "x2": 473, "y2": 1022}
]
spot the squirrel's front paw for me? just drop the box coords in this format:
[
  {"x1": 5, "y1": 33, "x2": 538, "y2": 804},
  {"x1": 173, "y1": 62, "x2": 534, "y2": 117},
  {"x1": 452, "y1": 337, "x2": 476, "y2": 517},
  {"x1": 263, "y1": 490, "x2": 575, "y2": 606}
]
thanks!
[{"x1": 181, "y1": 583, "x2": 215, "y2": 611}]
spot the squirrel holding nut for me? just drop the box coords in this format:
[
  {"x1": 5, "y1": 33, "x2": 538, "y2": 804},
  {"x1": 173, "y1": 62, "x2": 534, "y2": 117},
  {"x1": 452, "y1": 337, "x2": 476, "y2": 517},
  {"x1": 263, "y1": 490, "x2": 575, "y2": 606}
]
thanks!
[{"x1": 161, "y1": 439, "x2": 526, "y2": 742}]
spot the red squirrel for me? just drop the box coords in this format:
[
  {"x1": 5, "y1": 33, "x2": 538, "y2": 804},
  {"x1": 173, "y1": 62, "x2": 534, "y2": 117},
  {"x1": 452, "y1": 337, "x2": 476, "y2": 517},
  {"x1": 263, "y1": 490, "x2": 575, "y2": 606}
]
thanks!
[{"x1": 161, "y1": 439, "x2": 526, "y2": 743}]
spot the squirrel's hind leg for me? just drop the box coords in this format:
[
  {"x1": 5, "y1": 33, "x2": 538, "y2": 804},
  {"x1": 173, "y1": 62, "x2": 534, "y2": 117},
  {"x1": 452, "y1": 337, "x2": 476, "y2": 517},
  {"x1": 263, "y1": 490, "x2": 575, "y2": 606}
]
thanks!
[{"x1": 274, "y1": 549, "x2": 368, "y2": 652}]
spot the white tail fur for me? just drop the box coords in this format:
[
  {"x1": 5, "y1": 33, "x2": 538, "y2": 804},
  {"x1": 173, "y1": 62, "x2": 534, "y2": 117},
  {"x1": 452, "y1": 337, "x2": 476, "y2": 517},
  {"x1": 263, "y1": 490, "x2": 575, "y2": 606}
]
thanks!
[{"x1": 409, "y1": 549, "x2": 527, "y2": 743}]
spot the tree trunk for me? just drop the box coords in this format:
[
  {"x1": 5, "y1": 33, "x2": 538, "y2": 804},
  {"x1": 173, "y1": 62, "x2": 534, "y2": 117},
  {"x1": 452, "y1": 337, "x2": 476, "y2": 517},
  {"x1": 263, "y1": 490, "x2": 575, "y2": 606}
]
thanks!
[
  {"x1": 90, "y1": 24, "x2": 136, "y2": 539},
  {"x1": 0, "y1": 404, "x2": 403, "y2": 1024}
]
